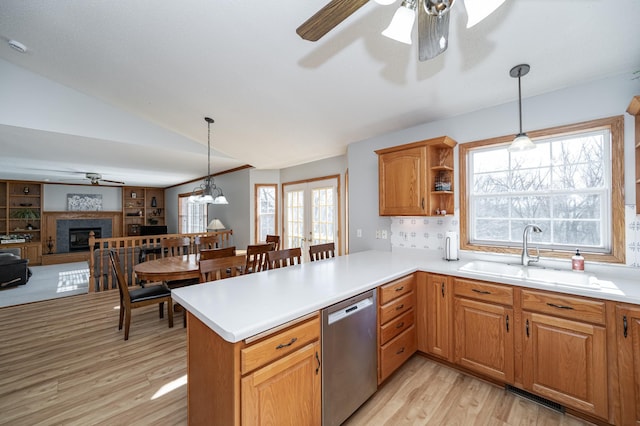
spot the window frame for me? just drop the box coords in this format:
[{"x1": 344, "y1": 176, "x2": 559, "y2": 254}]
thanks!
[
  {"x1": 459, "y1": 116, "x2": 625, "y2": 264},
  {"x1": 254, "y1": 183, "x2": 278, "y2": 244},
  {"x1": 178, "y1": 191, "x2": 208, "y2": 234}
]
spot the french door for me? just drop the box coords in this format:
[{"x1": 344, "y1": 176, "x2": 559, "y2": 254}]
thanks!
[{"x1": 283, "y1": 177, "x2": 338, "y2": 256}]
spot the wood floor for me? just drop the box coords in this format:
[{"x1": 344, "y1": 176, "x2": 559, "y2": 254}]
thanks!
[{"x1": 0, "y1": 292, "x2": 594, "y2": 425}]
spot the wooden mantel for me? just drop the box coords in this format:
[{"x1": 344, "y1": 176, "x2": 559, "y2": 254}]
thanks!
[{"x1": 42, "y1": 211, "x2": 122, "y2": 255}]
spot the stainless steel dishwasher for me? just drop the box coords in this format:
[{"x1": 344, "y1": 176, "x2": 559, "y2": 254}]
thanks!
[{"x1": 322, "y1": 289, "x2": 377, "y2": 426}]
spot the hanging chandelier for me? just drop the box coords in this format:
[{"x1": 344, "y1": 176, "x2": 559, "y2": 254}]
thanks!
[{"x1": 188, "y1": 117, "x2": 228, "y2": 204}]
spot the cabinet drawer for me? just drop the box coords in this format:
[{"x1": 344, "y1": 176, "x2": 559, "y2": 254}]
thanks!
[
  {"x1": 379, "y1": 274, "x2": 415, "y2": 305},
  {"x1": 521, "y1": 289, "x2": 606, "y2": 325},
  {"x1": 454, "y1": 278, "x2": 513, "y2": 306},
  {"x1": 380, "y1": 325, "x2": 416, "y2": 382},
  {"x1": 241, "y1": 317, "x2": 320, "y2": 374},
  {"x1": 380, "y1": 309, "x2": 415, "y2": 345},
  {"x1": 379, "y1": 292, "x2": 415, "y2": 324}
]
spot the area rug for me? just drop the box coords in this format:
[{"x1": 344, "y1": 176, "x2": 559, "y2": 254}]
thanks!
[{"x1": 0, "y1": 261, "x2": 89, "y2": 308}]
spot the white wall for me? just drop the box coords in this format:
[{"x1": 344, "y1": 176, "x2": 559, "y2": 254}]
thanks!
[
  {"x1": 43, "y1": 184, "x2": 122, "y2": 211},
  {"x1": 347, "y1": 73, "x2": 640, "y2": 255}
]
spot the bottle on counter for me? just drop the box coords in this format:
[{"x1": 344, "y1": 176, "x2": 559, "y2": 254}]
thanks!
[{"x1": 572, "y1": 249, "x2": 584, "y2": 272}]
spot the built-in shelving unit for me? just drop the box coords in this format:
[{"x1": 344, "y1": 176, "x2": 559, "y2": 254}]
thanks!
[
  {"x1": 1, "y1": 180, "x2": 43, "y2": 264},
  {"x1": 122, "y1": 186, "x2": 165, "y2": 235}
]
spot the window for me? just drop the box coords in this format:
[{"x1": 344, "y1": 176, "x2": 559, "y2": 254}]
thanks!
[
  {"x1": 178, "y1": 192, "x2": 208, "y2": 233},
  {"x1": 255, "y1": 184, "x2": 277, "y2": 243},
  {"x1": 460, "y1": 116, "x2": 624, "y2": 263}
]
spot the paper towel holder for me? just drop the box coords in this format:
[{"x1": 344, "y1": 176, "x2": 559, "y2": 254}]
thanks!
[{"x1": 444, "y1": 234, "x2": 459, "y2": 261}]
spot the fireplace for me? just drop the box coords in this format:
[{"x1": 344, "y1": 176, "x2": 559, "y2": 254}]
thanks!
[{"x1": 69, "y1": 227, "x2": 102, "y2": 252}]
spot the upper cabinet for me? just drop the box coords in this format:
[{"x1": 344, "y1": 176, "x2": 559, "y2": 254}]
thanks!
[
  {"x1": 627, "y1": 95, "x2": 640, "y2": 214},
  {"x1": 376, "y1": 136, "x2": 457, "y2": 216}
]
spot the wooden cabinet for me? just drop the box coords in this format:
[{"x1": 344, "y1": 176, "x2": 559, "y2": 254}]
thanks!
[
  {"x1": 378, "y1": 274, "x2": 417, "y2": 383},
  {"x1": 1, "y1": 181, "x2": 42, "y2": 243},
  {"x1": 376, "y1": 136, "x2": 457, "y2": 216},
  {"x1": 627, "y1": 95, "x2": 640, "y2": 214},
  {"x1": 187, "y1": 312, "x2": 321, "y2": 425},
  {"x1": 122, "y1": 186, "x2": 165, "y2": 236},
  {"x1": 417, "y1": 272, "x2": 452, "y2": 361},
  {"x1": 616, "y1": 303, "x2": 640, "y2": 425},
  {"x1": 521, "y1": 289, "x2": 608, "y2": 419},
  {"x1": 453, "y1": 278, "x2": 514, "y2": 383}
]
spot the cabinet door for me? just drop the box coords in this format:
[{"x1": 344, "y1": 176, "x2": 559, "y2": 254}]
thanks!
[
  {"x1": 378, "y1": 146, "x2": 426, "y2": 216},
  {"x1": 616, "y1": 304, "x2": 640, "y2": 425},
  {"x1": 22, "y1": 243, "x2": 42, "y2": 265},
  {"x1": 522, "y1": 312, "x2": 607, "y2": 419},
  {"x1": 454, "y1": 297, "x2": 514, "y2": 383},
  {"x1": 242, "y1": 341, "x2": 321, "y2": 426},
  {"x1": 418, "y1": 273, "x2": 451, "y2": 360}
]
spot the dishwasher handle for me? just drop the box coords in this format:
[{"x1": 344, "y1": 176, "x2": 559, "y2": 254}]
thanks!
[{"x1": 327, "y1": 297, "x2": 374, "y2": 325}]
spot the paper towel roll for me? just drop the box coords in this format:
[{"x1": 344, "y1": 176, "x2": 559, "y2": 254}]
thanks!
[{"x1": 444, "y1": 231, "x2": 458, "y2": 260}]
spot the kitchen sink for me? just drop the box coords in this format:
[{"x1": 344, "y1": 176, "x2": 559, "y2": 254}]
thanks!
[{"x1": 458, "y1": 260, "x2": 601, "y2": 289}]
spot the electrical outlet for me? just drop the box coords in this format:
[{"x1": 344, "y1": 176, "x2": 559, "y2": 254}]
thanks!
[
  {"x1": 356, "y1": 229, "x2": 362, "y2": 238},
  {"x1": 375, "y1": 230, "x2": 381, "y2": 239},
  {"x1": 381, "y1": 230, "x2": 388, "y2": 239}
]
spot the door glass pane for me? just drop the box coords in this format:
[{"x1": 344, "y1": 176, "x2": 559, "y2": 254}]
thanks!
[
  {"x1": 311, "y1": 187, "x2": 335, "y2": 245},
  {"x1": 287, "y1": 190, "x2": 304, "y2": 248}
]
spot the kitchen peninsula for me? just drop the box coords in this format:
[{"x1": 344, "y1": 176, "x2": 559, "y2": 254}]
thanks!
[{"x1": 172, "y1": 250, "x2": 640, "y2": 425}]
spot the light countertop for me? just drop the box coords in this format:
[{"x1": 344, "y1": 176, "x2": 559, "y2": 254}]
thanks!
[{"x1": 172, "y1": 249, "x2": 640, "y2": 343}]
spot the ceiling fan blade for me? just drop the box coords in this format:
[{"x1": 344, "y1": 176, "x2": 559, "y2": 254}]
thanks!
[
  {"x1": 297, "y1": 0, "x2": 370, "y2": 41},
  {"x1": 418, "y1": 1, "x2": 451, "y2": 61},
  {"x1": 99, "y1": 179, "x2": 125, "y2": 185}
]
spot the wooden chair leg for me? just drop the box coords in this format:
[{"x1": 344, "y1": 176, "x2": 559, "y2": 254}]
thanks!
[
  {"x1": 159, "y1": 302, "x2": 164, "y2": 319},
  {"x1": 167, "y1": 299, "x2": 174, "y2": 328},
  {"x1": 118, "y1": 302, "x2": 124, "y2": 330},
  {"x1": 124, "y1": 309, "x2": 132, "y2": 341}
]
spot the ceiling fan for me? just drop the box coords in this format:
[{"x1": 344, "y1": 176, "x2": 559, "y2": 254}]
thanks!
[
  {"x1": 84, "y1": 173, "x2": 125, "y2": 186},
  {"x1": 296, "y1": 0, "x2": 504, "y2": 61}
]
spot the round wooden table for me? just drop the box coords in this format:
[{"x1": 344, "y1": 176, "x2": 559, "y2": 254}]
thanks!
[{"x1": 134, "y1": 254, "x2": 200, "y2": 282}]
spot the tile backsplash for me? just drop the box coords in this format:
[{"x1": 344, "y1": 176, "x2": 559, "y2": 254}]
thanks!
[{"x1": 391, "y1": 206, "x2": 640, "y2": 268}]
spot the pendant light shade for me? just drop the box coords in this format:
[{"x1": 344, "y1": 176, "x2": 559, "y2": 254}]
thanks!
[
  {"x1": 508, "y1": 64, "x2": 536, "y2": 152},
  {"x1": 189, "y1": 117, "x2": 229, "y2": 204}
]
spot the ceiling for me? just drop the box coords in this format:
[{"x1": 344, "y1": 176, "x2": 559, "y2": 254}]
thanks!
[{"x1": 1, "y1": 0, "x2": 639, "y2": 188}]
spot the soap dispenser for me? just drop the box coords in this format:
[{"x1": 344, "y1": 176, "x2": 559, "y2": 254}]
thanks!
[{"x1": 571, "y1": 249, "x2": 584, "y2": 272}]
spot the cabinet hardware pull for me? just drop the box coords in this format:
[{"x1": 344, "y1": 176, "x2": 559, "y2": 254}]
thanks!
[
  {"x1": 396, "y1": 322, "x2": 405, "y2": 329},
  {"x1": 395, "y1": 286, "x2": 404, "y2": 292},
  {"x1": 526, "y1": 319, "x2": 529, "y2": 337},
  {"x1": 276, "y1": 337, "x2": 297, "y2": 349},
  {"x1": 396, "y1": 347, "x2": 405, "y2": 355},
  {"x1": 315, "y1": 351, "x2": 321, "y2": 375},
  {"x1": 472, "y1": 289, "x2": 491, "y2": 295},
  {"x1": 441, "y1": 282, "x2": 445, "y2": 298},
  {"x1": 506, "y1": 315, "x2": 509, "y2": 332},
  {"x1": 395, "y1": 304, "x2": 404, "y2": 310},
  {"x1": 623, "y1": 315, "x2": 628, "y2": 338},
  {"x1": 421, "y1": 198, "x2": 425, "y2": 209},
  {"x1": 546, "y1": 303, "x2": 574, "y2": 310}
]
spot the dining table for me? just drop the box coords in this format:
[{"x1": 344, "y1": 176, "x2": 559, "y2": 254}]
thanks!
[{"x1": 133, "y1": 249, "x2": 248, "y2": 283}]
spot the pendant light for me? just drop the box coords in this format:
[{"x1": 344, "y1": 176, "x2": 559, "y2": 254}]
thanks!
[
  {"x1": 508, "y1": 64, "x2": 536, "y2": 152},
  {"x1": 189, "y1": 117, "x2": 228, "y2": 204},
  {"x1": 382, "y1": 0, "x2": 417, "y2": 45}
]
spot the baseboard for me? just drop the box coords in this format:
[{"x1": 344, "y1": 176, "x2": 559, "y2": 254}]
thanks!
[{"x1": 41, "y1": 252, "x2": 90, "y2": 265}]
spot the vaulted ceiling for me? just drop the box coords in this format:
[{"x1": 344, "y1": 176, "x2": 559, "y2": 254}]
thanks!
[{"x1": 1, "y1": 0, "x2": 639, "y2": 187}]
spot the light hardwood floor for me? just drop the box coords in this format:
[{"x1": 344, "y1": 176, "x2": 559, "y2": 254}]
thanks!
[{"x1": 0, "y1": 292, "x2": 594, "y2": 425}]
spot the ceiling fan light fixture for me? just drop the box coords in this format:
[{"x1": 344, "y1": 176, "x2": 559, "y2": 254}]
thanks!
[
  {"x1": 508, "y1": 64, "x2": 536, "y2": 153},
  {"x1": 424, "y1": 0, "x2": 454, "y2": 16},
  {"x1": 374, "y1": 0, "x2": 397, "y2": 5},
  {"x1": 465, "y1": 0, "x2": 506, "y2": 28},
  {"x1": 382, "y1": 0, "x2": 417, "y2": 45}
]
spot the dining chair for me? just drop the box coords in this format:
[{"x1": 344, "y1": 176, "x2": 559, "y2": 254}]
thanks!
[
  {"x1": 199, "y1": 246, "x2": 236, "y2": 261},
  {"x1": 245, "y1": 243, "x2": 275, "y2": 274},
  {"x1": 265, "y1": 247, "x2": 302, "y2": 270},
  {"x1": 161, "y1": 237, "x2": 191, "y2": 257},
  {"x1": 195, "y1": 234, "x2": 219, "y2": 252},
  {"x1": 265, "y1": 234, "x2": 281, "y2": 251},
  {"x1": 309, "y1": 242, "x2": 336, "y2": 262},
  {"x1": 108, "y1": 250, "x2": 173, "y2": 341},
  {"x1": 199, "y1": 254, "x2": 247, "y2": 283}
]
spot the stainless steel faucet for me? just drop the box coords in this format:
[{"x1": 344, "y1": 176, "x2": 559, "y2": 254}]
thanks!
[{"x1": 521, "y1": 224, "x2": 542, "y2": 266}]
